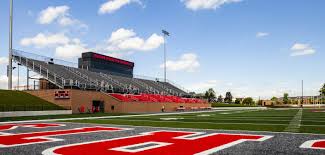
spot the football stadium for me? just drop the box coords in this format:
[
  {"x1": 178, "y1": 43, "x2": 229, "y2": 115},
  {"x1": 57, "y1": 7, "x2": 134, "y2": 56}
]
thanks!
[{"x1": 1, "y1": 0, "x2": 325, "y2": 155}]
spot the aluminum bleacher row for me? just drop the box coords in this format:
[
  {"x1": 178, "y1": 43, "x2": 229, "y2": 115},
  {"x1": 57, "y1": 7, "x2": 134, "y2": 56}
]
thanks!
[
  {"x1": 12, "y1": 49, "x2": 191, "y2": 98},
  {"x1": 110, "y1": 93, "x2": 207, "y2": 103}
]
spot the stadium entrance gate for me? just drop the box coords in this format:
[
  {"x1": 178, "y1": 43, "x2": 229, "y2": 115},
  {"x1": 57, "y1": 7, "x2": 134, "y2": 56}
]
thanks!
[{"x1": 92, "y1": 100, "x2": 104, "y2": 113}]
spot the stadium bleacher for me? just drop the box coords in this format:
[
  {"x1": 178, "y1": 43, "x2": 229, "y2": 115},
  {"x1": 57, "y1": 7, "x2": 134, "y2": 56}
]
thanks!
[{"x1": 12, "y1": 50, "x2": 193, "y2": 99}]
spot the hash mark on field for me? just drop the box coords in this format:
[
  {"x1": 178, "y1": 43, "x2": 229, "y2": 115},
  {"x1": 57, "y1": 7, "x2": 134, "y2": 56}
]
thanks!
[{"x1": 284, "y1": 109, "x2": 302, "y2": 133}]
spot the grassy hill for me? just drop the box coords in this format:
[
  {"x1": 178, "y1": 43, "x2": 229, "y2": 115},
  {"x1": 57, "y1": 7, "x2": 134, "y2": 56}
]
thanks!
[{"x1": 0, "y1": 90, "x2": 64, "y2": 111}]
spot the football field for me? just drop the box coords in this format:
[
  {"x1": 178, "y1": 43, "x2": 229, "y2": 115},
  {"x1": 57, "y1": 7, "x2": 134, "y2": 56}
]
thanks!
[
  {"x1": 66, "y1": 108, "x2": 325, "y2": 134},
  {"x1": 1, "y1": 108, "x2": 325, "y2": 154}
]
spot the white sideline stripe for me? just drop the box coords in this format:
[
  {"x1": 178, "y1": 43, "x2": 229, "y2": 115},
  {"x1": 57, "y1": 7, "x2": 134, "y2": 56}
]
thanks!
[
  {"x1": 101, "y1": 118, "x2": 325, "y2": 127},
  {"x1": 66, "y1": 122, "x2": 325, "y2": 136},
  {"x1": 219, "y1": 110, "x2": 259, "y2": 115},
  {"x1": 108, "y1": 119, "x2": 289, "y2": 126},
  {"x1": 0, "y1": 108, "x2": 264, "y2": 124},
  {"x1": 168, "y1": 118, "x2": 293, "y2": 122},
  {"x1": 284, "y1": 109, "x2": 303, "y2": 132}
]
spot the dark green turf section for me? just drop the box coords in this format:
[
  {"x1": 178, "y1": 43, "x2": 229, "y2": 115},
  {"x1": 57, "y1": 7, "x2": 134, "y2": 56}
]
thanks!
[
  {"x1": 0, "y1": 90, "x2": 64, "y2": 111},
  {"x1": 66, "y1": 108, "x2": 325, "y2": 134},
  {"x1": 212, "y1": 103, "x2": 257, "y2": 107},
  {"x1": 0, "y1": 112, "x2": 130, "y2": 122}
]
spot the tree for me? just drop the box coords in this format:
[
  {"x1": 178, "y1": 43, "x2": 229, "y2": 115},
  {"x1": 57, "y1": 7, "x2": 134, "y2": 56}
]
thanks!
[
  {"x1": 271, "y1": 97, "x2": 278, "y2": 101},
  {"x1": 217, "y1": 95, "x2": 223, "y2": 103},
  {"x1": 242, "y1": 97, "x2": 254, "y2": 105},
  {"x1": 320, "y1": 84, "x2": 325, "y2": 104},
  {"x1": 204, "y1": 88, "x2": 216, "y2": 103},
  {"x1": 224, "y1": 92, "x2": 233, "y2": 103},
  {"x1": 257, "y1": 100, "x2": 263, "y2": 106},
  {"x1": 320, "y1": 83, "x2": 325, "y2": 96},
  {"x1": 283, "y1": 93, "x2": 289, "y2": 104},
  {"x1": 234, "y1": 98, "x2": 241, "y2": 104}
]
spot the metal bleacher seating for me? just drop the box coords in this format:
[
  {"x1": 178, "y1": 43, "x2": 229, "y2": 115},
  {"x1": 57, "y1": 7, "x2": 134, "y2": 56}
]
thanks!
[{"x1": 12, "y1": 49, "x2": 190, "y2": 97}]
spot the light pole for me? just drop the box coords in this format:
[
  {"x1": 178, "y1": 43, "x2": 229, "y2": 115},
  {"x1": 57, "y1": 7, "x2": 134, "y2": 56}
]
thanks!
[
  {"x1": 162, "y1": 30, "x2": 170, "y2": 83},
  {"x1": 17, "y1": 63, "x2": 21, "y2": 90},
  {"x1": 8, "y1": 0, "x2": 13, "y2": 90},
  {"x1": 27, "y1": 69, "x2": 30, "y2": 90}
]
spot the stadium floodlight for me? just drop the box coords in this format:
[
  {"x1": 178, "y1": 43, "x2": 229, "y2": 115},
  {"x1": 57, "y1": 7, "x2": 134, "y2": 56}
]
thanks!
[
  {"x1": 8, "y1": 0, "x2": 13, "y2": 90},
  {"x1": 162, "y1": 30, "x2": 170, "y2": 84},
  {"x1": 162, "y1": 30, "x2": 170, "y2": 36}
]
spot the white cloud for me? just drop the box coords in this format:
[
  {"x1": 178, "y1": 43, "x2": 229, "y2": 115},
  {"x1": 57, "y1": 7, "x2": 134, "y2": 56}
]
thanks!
[
  {"x1": 38, "y1": 5, "x2": 87, "y2": 28},
  {"x1": 20, "y1": 28, "x2": 162, "y2": 59},
  {"x1": 38, "y1": 5, "x2": 69, "y2": 24},
  {"x1": 107, "y1": 28, "x2": 164, "y2": 52},
  {"x1": 0, "y1": 57, "x2": 8, "y2": 65},
  {"x1": 290, "y1": 43, "x2": 316, "y2": 56},
  {"x1": 160, "y1": 53, "x2": 200, "y2": 72},
  {"x1": 20, "y1": 32, "x2": 89, "y2": 59},
  {"x1": 55, "y1": 39, "x2": 89, "y2": 59},
  {"x1": 20, "y1": 33, "x2": 70, "y2": 48},
  {"x1": 182, "y1": 0, "x2": 242, "y2": 11},
  {"x1": 99, "y1": 0, "x2": 142, "y2": 14},
  {"x1": 108, "y1": 28, "x2": 136, "y2": 43},
  {"x1": 256, "y1": 32, "x2": 269, "y2": 38}
]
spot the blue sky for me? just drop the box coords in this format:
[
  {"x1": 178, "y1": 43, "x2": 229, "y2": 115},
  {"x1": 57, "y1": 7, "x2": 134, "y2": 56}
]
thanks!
[{"x1": 0, "y1": 0, "x2": 324, "y2": 99}]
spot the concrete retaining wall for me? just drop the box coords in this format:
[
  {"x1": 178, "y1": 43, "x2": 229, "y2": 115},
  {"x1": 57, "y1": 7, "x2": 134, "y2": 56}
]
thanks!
[
  {"x1": 26, "y1": 89, "x2": 211, "y2": 114},
  {"x1": 0, "y1": 110, "x2": 72, "y2": 118}
]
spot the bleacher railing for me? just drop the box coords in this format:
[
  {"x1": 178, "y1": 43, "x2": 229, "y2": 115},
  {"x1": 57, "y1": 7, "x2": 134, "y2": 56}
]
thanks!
[
  {"x1": 12, "y1": 49, "x2": 78, "y2": 68},
  {"x1": 12, "y1": 49, "x2": 190, "y2": 95},
  {"x1": 13, "y1": 49, "x2": 88, "y2": 89},
  {"x1": 134, "y1": 74, "x2": 190, "y2": 94}
]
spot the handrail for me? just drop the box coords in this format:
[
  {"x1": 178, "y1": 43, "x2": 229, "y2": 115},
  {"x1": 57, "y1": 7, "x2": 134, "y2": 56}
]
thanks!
[
  {"x1": 12, "y1": 49, "x2": 190, "y2": 94},
  {"x1": 99, "y1": 72, "x2": 128, "y2": 90},
  {"x1": 63, "y1": 66, "x2": 99, "y2": 89},
  {"x1": 12, "y1": 52, "x2": 91, "y2": 89},
  {"x1": 12, "y1": 49, "x2": 77, "y2": 67},
  {"x1": 134, "y1": 74, "x2": 189, "y2": 94}
]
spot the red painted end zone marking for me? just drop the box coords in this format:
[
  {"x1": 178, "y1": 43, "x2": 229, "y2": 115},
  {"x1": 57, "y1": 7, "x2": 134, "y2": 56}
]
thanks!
[
  {"x1": 0, "y1": 126, "x2": 126, "y2": 147},
  {"x1": 0, "y1": 123, "x2": 64, "y2": 131},
  {"x1": 43, "y1": 131, "x2": 272, "y2": 155},
  {"x1": 301, "y1": 139, "x2": 325, "y2": 150}
]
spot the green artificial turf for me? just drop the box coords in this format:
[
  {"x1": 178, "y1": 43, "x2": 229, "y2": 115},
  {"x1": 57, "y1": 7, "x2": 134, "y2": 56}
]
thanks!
[
  {"x1": 0, "y1": 112, "x2": 130, "y2": 122},
  {"x1": 211, "y1": 103, "x2": 257, "y2": 107},
  {"x1": 64, "y1": 108, "x2": 325, "y2": 134},
  {"x1": 0, "y1": 90, "x2": 64, "y2": 111}
]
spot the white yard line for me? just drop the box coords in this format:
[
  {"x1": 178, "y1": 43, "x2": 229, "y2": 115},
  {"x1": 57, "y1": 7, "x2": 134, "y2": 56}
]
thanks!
[
  {"x1": 283, "y1": 109, "x2": 303, "y2": 132},
  {"x1": 174, "y1": 117, "x2": 293, "y2": 122},
  {"x1": 94, "y1": 118, "x2": 325, "y2": 127},
  {"x1": 219, "y1": 110, "x2": 261, "y2": 115}
]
